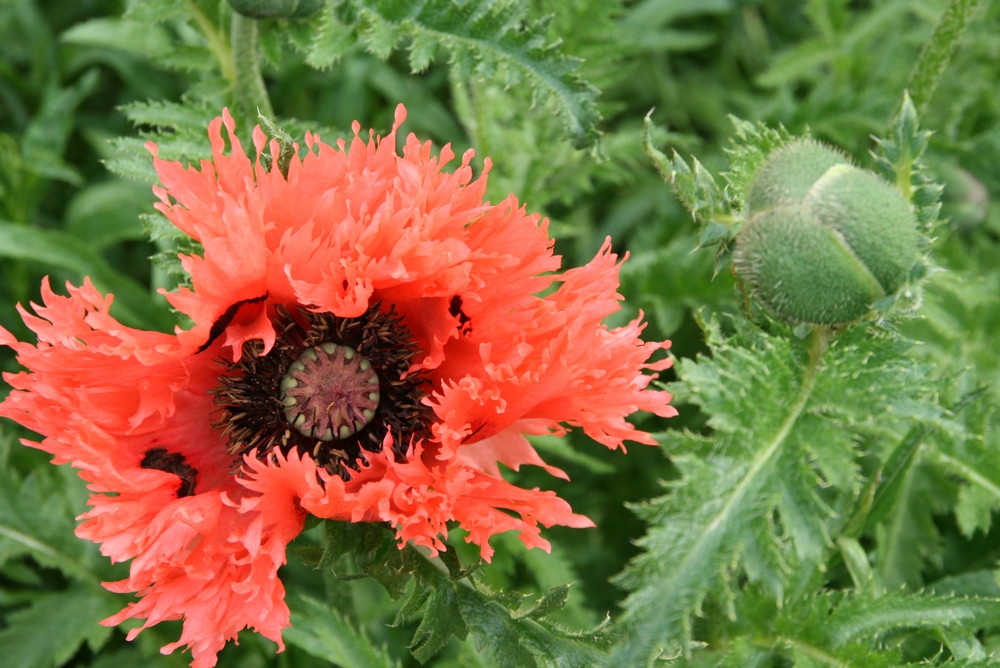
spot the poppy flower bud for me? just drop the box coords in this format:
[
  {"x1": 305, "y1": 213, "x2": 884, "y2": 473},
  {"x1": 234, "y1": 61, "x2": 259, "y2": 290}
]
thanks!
[
  {"x1": 734, "y1": 139, "x2": 918, "y2": 325},
  {"x1": 226, "y1": 0, "x2": 323, "y2": 18}
]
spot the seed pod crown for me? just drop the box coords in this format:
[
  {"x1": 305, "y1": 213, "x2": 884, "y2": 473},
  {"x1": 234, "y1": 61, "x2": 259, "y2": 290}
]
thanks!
[{"x1": 733, "y1": 138, "x2": 918, "y2": 325}]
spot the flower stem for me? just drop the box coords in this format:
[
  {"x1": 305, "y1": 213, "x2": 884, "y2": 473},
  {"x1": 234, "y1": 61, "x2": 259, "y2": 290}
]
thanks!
[
  {"x1": 183, "y1": 0, "x2": 235, "y2": 84},
  {"x1": 230, "y1": 11, "x2": 274, "y2": 124},
  {"x1": 905, "y1": 0, "x2": 989, "y2": 114}
]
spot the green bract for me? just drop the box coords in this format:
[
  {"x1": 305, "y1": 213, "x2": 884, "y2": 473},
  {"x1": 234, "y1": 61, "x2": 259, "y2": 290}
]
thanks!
[{"x1": 734, "y1": 139, "x2": 918, "y2": 325}]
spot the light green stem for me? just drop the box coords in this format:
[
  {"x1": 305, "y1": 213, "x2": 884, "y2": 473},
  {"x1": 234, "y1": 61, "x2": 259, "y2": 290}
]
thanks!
[
  {"x1": 906, "y1": 0, "x2": 990, "y2": 114},
  {"x1": 183, "y1": 0, "x2": 236, "y2": 84},
  {"x1": 230, "y1": 12, "x2": 274, "y2": 124}
]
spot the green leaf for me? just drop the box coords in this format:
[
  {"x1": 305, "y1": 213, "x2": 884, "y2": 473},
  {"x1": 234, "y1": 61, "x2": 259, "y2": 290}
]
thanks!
[
  {"x1": 64, "y1": 180, "x2": 151, "y2": 249},
  {"x1": 297, "y1": 7, "x2": 356, "y2": 69},
  {"x1": 455, "y1": 585, "x2": 609, "y2": 668},
  {"x1": 755, "y1": 39, "x2": 835, "y2": 88},
  {"x1": 0, "y1": 222, "x2": 170, "y2": 331},
  {"x1": 614, "y1": 324, "x2": 948, "y2": 663},
  {"x1": 321, "y1": 521, "x2": 417, "y2": 598},
  {"x1": 514, "y1": 584, "x2": 571, "y2": 621},
  {"x1": 340, "y1": 0, "x2": 600, "y2": 148},
  {"x1": 0, "y1": 585, "x2": 117, "y2": 668},
  {"x1": 409, "y1": 582, "x2": 467, "y2": 662},
  {"x1": 936, "y1": 418, "x2": 1000, "y2": 537},
  {"x1": 59, "y1": 17, "x2": 173, "y2": 57},
  {"x1": 284, "y1": 595, "x2": 400, "y2": 668},
  {"x1": 457, "y1": 587, "x2": 538, "y2": 668},
  {"x1": 0, "y1": 466, "x2": 101, "y2": 583},
  {"x1": 642, "y1": 115, "x2": 726, "y2": 226},
  {"x1": 873, "y1": 458, "x2": 945, "y2": 590},
  {"x1": 873, "y1": 92, "x2": 943, "y2": 233},
  {"x1": 123, "y1": 0, "x2": 188, "y2": 23},
  {"x1": 825, "y1": 591, "x2": 1000, "y2": 647}
]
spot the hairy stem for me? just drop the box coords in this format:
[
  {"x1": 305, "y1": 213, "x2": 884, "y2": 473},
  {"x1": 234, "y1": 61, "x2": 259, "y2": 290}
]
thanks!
[
  {"x1": 230, "y1": 12, "x2": 274, "y2": 124},
  {"x1": 906, "y1": 0, "x2": 989, "y2": 114}
]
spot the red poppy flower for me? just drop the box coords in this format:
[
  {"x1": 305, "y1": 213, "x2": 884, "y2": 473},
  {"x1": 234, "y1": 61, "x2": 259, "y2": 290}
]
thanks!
[{"x1": 0, "y1": 106, "x2": 675, "y2": 667}]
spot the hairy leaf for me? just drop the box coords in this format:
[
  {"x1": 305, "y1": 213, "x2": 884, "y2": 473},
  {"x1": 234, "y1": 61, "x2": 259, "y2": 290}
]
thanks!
[
  {"x1": 614, "y1": 323, "x2": 947, "y2": 663},
  {"x1": 0, "y1": 584, "x2": 117, "y2": 668},
  {"x1": 284, "y1": 595, "x2": 400, "y2": 668},
  {"x1": 825, "y1": 590, "x2": 1000, "y2": 648},
  {"x1": 339, "y1": 0, "x2": 600, "y2": 148}
]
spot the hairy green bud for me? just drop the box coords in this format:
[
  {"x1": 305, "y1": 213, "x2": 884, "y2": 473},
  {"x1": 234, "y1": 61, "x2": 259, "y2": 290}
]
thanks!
[{"x1": 734, "y1": 139, "x2": 918, "y2": 325}]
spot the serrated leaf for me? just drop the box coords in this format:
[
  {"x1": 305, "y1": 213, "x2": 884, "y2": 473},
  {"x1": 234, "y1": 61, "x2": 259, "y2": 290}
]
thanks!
[
  {"x1": 614, "y1": 324, "x2": 949, "y2": 663},
  {"x1": 0, "y1": 467, "x2": 100, "y2": 582},
  {"x1": 356, "y1": 8, "x2": 402, "y2": 59},
  {"x1": 0, "y1": 585, "x2": 116, "y2": 668},
  {"x1": 874, "y1": 93, "x2": 942, "y2": 233},
  {"x1": 455, "y1": 586, "x2": 608, "y2": 668},
  {"x1": 937, "y1": 432, "x2": 1000, "y2": 537},
  {"x1": 457, "y1": 588, "x2": 537, "y2": 668},
  {"x1": 409, "y1": 583, "x2": 467, "y2": 662},
  {"x1": 319, "y1": 520, "x2": 371, "y2": 567},
  {"x1": 285, "y1": 595, "x2": 399, "y2": 668},
  {"x1": 120, "y1": 98, "x2": 218, "y2": 131},
  {"x1": 407, "y1": 32, "x2": 438, "y2": 72},
  {"x1": 299, "y1": 7, "x2": 356, "y2": 69},
  {"x1": 514, "y1": 584, "x2": 571, "y2": 621},
  {"x1": 107, "y1": 98, "x2": 219, "y2": 185},
  {"x1": 697, "y1": 221, "x2": 732, "y2": 248},
  {"x1": 393, "y1": 577, "x2": 431, "y2": 626},
  {"x1": 360, "y1": 545, "x2": 417, "y2": 600},
  {"x1": 874, "y1": 459, "x2": 945, "y2": 590},
  {"x1": 825, "y1": 591, "x2": 1000, "y2": 647},
  {"x1": 340, "y1": 0, "x2": 600, "y2": 148}
]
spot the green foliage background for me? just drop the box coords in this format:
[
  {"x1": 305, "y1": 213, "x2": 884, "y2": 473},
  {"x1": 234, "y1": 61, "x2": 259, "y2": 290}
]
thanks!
[{"x1": 1, "y1": 0, "x2": 999, "y2": 666}]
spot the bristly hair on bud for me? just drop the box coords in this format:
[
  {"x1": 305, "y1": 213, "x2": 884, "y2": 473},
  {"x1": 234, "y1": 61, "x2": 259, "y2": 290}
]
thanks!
[{"x1": 733, "y1": 138, "x2": 919, "y2": 326}]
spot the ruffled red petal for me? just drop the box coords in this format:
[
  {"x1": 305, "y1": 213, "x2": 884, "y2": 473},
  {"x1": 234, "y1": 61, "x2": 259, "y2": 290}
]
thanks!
[
  {"x1": 1, "y1": 280, "x2": 295, "y2": 668},
  {"x1": 238, "y1": 445, "x2": 592, "y2": 561}
]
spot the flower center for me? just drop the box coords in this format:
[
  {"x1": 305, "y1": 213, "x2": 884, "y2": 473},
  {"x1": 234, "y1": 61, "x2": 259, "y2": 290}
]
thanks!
[
  {"x1": 211, "y1": 304, "x2": 433, "y2": 478},
  {"x1": 280, "y1": 343, "x2": 381, "y2": 441}
]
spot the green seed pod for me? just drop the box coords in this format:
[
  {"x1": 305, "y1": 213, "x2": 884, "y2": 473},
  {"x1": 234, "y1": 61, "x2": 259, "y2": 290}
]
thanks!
[
  {"x1": 746, "y1": 140, "x2": 846, "y2": 213},
  {"x1": 226, "y1": 0, "x2": 324, "y2": 19},
  {"x1": 734, "y1": 139, "x2": 918, "y2": 325}
]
